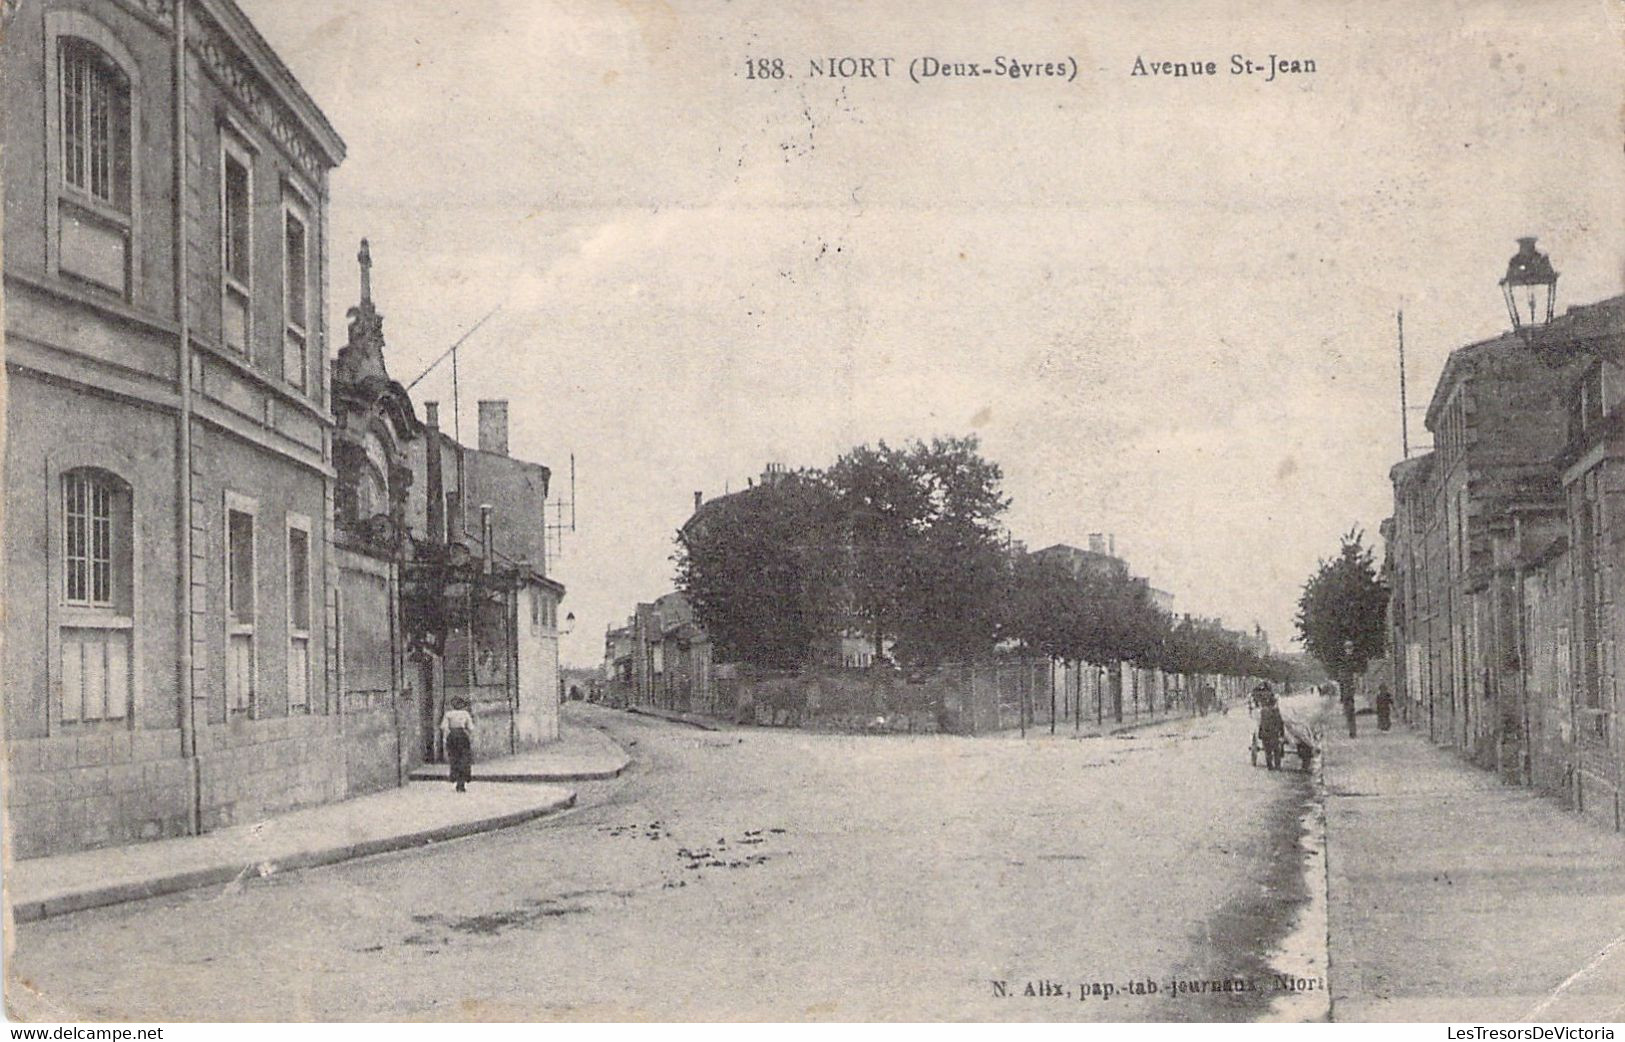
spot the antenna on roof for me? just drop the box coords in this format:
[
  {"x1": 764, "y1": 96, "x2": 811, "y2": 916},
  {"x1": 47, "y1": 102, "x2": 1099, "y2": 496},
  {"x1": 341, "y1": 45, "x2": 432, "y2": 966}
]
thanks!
[{"x1": 544, "y1": 453, "x2": 577, "y2": 572}]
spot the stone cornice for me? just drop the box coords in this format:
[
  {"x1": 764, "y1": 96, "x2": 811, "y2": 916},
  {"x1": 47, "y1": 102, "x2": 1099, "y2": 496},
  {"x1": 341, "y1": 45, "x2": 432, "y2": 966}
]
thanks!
[{"x1": 188, "y1": 1, "x2": 345, "y2": 183}]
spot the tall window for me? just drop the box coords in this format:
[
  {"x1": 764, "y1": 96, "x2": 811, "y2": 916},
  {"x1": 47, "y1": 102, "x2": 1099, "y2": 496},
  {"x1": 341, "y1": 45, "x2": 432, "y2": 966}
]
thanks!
[
  {"x1": 221, "y1": 131, "x2": 254, "y2": 355},
  {"x1": 64, "y1": 470, "x2": 114, "y2": 606},
  {"x1": 282, "y1": 202, "x2": 309, "y2": 389},
  {"x1": 227, "y1": 502, "x2": 257, "y2": 715},
  {"x1": 287, "y1": 521, "x2": 312, "y2": 713},
  {"x1": 55, "y1": 37, "x2": 131, "y2": 296},
  {"x1": 59, "y1": 468, "x2": 133, "y2": 725},
  {"x1": 1577, "y1": 471, "x2": 1608, "y2": 734}
]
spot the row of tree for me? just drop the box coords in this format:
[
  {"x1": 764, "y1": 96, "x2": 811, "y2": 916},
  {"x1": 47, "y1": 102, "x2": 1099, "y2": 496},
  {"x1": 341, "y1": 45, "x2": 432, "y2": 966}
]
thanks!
[{"x1": 674, "y1": 436, "x2": 1287, "y2": 682}]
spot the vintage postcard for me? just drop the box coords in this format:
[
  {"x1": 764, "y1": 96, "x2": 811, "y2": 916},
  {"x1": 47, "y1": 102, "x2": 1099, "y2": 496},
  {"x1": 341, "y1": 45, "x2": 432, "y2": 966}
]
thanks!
[{"x1": 2, "y1": 0, "x2": 1623, "y2": 1026}]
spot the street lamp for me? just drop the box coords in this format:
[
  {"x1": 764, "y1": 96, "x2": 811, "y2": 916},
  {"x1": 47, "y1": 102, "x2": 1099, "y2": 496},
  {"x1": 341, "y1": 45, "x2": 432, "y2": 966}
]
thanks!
[{"x1": 1500, "y1": 236, "x2": 1558, "y2": 345}]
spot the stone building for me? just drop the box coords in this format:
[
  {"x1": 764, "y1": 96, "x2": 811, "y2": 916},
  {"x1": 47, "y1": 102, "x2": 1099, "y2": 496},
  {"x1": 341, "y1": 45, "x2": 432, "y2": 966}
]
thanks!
[
  {"x1": 1, "y1": 1, "x2": 567, "y2": 859},
  {"x1": 1413, "y1": 313, "x2": 1584, "y2": 762},
  {"x1": 401, "y1": 397, "x2": 566, "y2": 766},
  {"x1": 1551, "y1": 297, "x2": 1624, "y2": 826},
  {"x1": 3, "y1": 0, "x2": 348, "y2": 856},
  {"x1": 326, "y1": 240, "x2": 424, "y2": 795},
  {"x1": 1383, "y1": 268, "x2": 1623, "y2": 829}
]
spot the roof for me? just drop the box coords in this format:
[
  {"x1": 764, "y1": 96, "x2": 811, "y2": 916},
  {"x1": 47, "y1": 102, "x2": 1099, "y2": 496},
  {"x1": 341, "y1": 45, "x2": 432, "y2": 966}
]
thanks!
[
  {"x1": 1555, "y1": 294, "x2": 1625, "y2": 362},
  {"x1": 1389, "y1": 451, "x2": 1435, "y2": 487},
  {"x1": 1425, "y1": 294, "x2": 1625, "y2": 429},
  {"x1": 1423, "y1": 330, "x2": 1520, "y2": 431}
]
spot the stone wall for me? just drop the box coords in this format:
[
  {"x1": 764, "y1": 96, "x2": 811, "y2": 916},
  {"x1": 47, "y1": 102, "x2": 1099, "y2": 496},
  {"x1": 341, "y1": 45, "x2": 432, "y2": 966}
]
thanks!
[
  {"x1": 5, "y1": 728, "x2": 192, "y2": 860},
  {"x1": 195, "y1": 715, "x2": 346, "y2": 831},
  {"x1": 340, "y1": 691, "x2": 410, "y2": 798}
]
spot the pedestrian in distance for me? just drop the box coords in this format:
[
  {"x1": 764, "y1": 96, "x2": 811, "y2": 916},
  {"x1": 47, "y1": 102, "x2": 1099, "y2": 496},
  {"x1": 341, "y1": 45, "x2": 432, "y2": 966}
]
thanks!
[
  {"x1": 1254, "y1": 683, "x2": 1286, "y2": 770},
  {"x1": 441, "y1": 696, "x2": 477, "y2": 792},
  {"x1": 1341, "y1": 683, "x2": 1357, "y2": 738},
  {"x1": 1375, "y1": 683, "x2": 1394, "y2": 732}
]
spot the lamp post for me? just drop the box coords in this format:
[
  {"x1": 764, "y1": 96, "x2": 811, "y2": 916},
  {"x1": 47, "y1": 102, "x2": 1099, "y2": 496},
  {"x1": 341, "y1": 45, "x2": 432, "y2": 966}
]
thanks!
[{"x1": 1499, "y1": 237, "x2": 1558, "y2": 344}]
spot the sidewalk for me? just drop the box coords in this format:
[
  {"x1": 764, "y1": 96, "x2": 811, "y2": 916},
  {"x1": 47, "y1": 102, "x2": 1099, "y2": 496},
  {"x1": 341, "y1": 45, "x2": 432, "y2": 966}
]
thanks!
[
  {"x1": 408, "y1": 709, "x2": 630, "y2": 781},
  {"x1": 9, "y1": 711, "x2": 636, "y2": 924},
  {"x1": 1322, "y1": 714, "x2": 1625, "y2": 1022},
  {"x1": 6, "y1": 781, "x2": 576, "y2": 924}
]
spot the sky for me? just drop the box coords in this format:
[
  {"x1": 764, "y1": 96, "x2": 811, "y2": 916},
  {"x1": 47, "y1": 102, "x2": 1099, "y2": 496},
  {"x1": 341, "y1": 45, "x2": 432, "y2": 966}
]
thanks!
[{"x1": 240, "y1": 0, "x2": 1625, "y2": 667}]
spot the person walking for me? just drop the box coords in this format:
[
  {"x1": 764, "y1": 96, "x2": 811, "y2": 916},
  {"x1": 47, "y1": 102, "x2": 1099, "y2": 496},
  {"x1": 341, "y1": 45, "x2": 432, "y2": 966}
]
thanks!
[
  {"x1": 440, "y1": 697, "x2": 477, "y2": 792},
  {"x1": 1375, "y1": 683, "x2": 1394, "y2": 732},
  {"x1": 1340, "y1": 683, "x2": 1358, "y2": 738}
]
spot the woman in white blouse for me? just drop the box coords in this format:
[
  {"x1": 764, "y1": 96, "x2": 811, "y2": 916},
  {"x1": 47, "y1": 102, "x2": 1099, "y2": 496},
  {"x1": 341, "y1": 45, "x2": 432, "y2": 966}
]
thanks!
[{"x1": 440, "y1": 697, "x2": 477, "y2": 791}]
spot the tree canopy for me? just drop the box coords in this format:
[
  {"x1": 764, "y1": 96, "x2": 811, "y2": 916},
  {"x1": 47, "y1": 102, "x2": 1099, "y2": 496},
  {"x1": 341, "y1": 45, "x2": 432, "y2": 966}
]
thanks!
[
  {"x1": 673, "y1": 470, "x2": 842, "y2": 669},
  {"x1": 1294, "y1": 528, "x2": 1389, "y2": 683},
  {"x1": 675, "y1": 434, "x2": 1289, "y2": 681}
]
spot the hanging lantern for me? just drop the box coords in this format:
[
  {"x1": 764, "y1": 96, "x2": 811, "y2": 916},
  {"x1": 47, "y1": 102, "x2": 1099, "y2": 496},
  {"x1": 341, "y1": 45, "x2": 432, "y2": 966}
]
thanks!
[{"x1": 1500, "y1": 236, "x2": 1558, "y2": 344}]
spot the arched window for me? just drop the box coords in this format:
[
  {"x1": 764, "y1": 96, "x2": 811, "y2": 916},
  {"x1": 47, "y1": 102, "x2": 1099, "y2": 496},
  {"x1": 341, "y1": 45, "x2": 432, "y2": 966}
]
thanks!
[
  {"x1": 58, "y1": 38, "x2": 131, "y2": 212},
  {"x1": 49, "y1": 25, "x2": 135, "y2": 299},
  {"x1": 59, "y1": 468, "x2": 134, "y2": 725}
]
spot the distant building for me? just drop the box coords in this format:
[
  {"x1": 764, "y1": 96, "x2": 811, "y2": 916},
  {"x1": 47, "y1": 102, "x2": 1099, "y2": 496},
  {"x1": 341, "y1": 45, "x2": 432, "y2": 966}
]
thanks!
[
  {"x1": 1030, "y1": 539, "x2": 1129, "y2": 581},
  {"x1": 401, "y1": 390, "x2": 566, "y2": 764},
  {"x1": 602, "y1": 592, "x2": 715, "y2": 714}
]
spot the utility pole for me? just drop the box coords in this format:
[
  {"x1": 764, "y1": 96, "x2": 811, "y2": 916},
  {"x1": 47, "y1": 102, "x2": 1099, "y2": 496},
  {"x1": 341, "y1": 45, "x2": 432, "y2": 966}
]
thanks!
[{"x1": 1398, "y1": 309, "x2": 1410, "y2": 459}]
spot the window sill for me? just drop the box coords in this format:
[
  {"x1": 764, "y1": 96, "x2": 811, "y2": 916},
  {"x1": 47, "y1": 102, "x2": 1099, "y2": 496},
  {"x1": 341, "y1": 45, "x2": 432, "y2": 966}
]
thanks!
[
  {"x1": 59, "y1": 610, "x2": 133, "y2": 630},
  {"x1": 60, "y1": 188, "x2": 131, "y2": 232},
  {"x1": 56, "y1": 717, "x2": 134, "y2": 731}
]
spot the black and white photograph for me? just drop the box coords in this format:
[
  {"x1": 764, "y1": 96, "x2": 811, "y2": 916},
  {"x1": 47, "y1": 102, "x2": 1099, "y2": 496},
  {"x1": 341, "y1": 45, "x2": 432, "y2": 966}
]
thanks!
[{"x1": 1, "y1": 0, "x2": 1622, "y2": 1026}]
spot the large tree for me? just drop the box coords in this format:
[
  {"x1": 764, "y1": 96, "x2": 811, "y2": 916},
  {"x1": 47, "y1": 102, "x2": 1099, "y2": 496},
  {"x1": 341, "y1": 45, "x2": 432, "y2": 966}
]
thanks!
[
  {"x1": 827, "y1": 435, "x2": 1011, "y2": 664},
  {"x1": 673, "y1": 472, "x2": 842, "y2": 669},
  {"x1": 1295, "y1": 528, "x2": 1389, "y2": 691}
]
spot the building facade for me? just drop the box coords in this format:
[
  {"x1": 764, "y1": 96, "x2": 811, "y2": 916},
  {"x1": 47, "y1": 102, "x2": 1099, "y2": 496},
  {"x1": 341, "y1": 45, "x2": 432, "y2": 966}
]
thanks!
[
  {"x1": 3, "y1": 0, "x2": 354, "y2": 856},
  {"x1": 1383, "y1": 286, "x2": 1623, "y2": 829},
  {"x1": 401, "y1": 396, "x2": 565, "y2": 765},
  {"x1": 2, "y1": 0, "x2": 566, "y2": 858}
]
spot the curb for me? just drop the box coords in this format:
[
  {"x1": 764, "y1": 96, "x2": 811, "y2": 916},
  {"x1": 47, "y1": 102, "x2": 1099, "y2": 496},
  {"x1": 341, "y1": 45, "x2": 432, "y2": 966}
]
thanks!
[
  {"x1": 406, "y1": 725, "x2": 633, "y2": 784},
  {"x1": 10, "y1": 791, "x2": 576, "y2": 925},
  {"x1": 407, "y1": 764, "x2": 626, "y2": 783},
  {"x1": 624, "y1": 706, "x2": 721, "y2": 731}
]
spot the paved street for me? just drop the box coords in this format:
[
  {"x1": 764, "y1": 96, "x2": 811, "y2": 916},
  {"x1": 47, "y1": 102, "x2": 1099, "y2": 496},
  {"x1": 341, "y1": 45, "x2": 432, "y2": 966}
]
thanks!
[{"x1": 9, "y1": 702, "x2": 1324, "y2": 1022}]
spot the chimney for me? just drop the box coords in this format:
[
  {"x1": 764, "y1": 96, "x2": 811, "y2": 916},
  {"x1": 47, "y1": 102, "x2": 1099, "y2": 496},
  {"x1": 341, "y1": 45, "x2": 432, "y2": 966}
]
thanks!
[
  {"x1": 425, "y1": 401, "x2": 445, "y2": 543},
  {"x1": 477, "y1": 400, "x2": 509, "y2": 456},
  {"x1": 1109, "y1": 534, "x2": 1117, "y2": 557},
  {"x1": 694, "y1": 491, "x2": 703, "y2": 513},
  {"x1": 1088, "y1": 532, "x2": 1105, "y2": 554}
]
